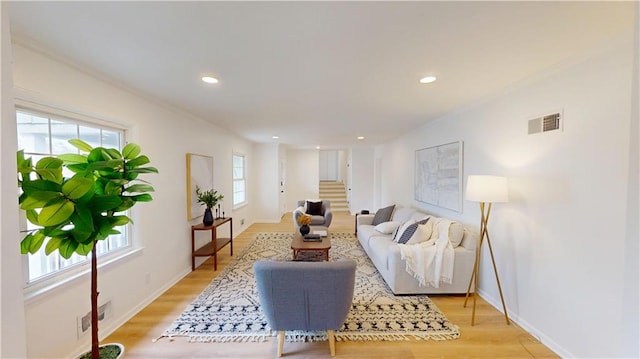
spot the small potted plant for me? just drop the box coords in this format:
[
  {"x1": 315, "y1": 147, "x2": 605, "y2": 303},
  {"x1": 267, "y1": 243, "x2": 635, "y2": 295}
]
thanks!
[
  {"x1": 195, "y1": 186, "x2": 223, "y2": 225},
  {"x1": 17, "y1": 139, "x2": 157, "y2": 359}
]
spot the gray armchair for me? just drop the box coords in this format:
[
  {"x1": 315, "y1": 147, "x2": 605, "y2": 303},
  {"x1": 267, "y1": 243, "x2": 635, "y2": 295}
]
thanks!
[
  {"x1": 292, "y1": 200, "x2": 333, "y2": 229},
  {"x1": 253, "y1": 260, "x2": 356, "y2": 357}
]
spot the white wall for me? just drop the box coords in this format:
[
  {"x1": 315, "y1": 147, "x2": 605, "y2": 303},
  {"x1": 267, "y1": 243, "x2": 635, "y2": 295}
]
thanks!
[
  {"x1": 349, "y1": 148, "x2": 375, "y2": 214},
  {"x1": 374, "y1": 32, "x2": 636, "y2": 358},
  {"x1": 0, "y1": 3, "x2": 28, "y2": 358},
  {"x1": 251, "y1": 143, "x2": 281, "y2": 223},
  {"x1": 9, "y1": 42, "x2": 255, "y2": 358},
  {"x1": 285, "y1": 149, "x2": 319, "y2": 211}
]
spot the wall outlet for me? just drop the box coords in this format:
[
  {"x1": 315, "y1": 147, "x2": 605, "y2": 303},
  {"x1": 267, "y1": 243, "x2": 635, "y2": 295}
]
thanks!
[{"x1": 241, "y1": 218, "x2": 245, "y2": 225}]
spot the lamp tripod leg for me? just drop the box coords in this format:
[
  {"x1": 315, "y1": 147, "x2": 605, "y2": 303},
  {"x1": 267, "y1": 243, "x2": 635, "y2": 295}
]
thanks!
[{"x1": 484, "y1": 230, "x2": 511, "y2": 325}]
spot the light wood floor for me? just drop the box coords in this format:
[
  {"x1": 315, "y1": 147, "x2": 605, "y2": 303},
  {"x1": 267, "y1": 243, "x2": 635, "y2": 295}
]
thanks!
[{"x1": 105, "y1": 212, "x2": 558, "y2": 358}]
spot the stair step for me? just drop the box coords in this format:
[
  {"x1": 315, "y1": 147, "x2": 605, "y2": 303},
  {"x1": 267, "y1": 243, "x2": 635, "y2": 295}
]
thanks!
[{"x1": 318, "y1": 181, "x2": 348, "y2": 212}]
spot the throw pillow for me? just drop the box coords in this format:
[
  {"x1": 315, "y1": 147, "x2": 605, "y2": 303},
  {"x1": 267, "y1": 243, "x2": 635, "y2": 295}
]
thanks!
[
  {"x1": 449, "y1": 222, "x2": 465, "y2": 247},
  {"x1": 306, "y1": 200, "x2": 324, "y2": 216},
  {"x1": 397, "y1": 218, "x2": 430, "y2": 244},
  {"x1": 374, "y1": 221, "x2": 402, "y2": 235},
  {"x1": 405, "y1": 221, "x2": 433, "y2": 245},
  {"x1": 393, "y1": 219, "x2": 416, "y2": 242},
  {"x1": 371, "y1": 204, "x2": 395, "y2": 226}
]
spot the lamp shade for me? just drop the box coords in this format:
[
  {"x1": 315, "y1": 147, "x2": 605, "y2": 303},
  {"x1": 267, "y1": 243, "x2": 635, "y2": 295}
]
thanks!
[{"x1": 465, "y1": 175, "x2": 509, "y2": 203}]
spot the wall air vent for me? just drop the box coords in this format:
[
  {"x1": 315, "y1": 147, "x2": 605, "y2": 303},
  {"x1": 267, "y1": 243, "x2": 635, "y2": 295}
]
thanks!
[
  {"x1": 77, "y1": 300, "x2": 112, "y2": 338},
  {"x1": 528, "y1": 111, "x2": 562, "y2": 135}
]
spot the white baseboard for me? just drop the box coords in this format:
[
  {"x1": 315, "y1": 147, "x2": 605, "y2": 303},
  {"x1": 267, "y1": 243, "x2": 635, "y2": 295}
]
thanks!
[{"x1": 68, "y1": 267, "x2": 191, "y2": 358}]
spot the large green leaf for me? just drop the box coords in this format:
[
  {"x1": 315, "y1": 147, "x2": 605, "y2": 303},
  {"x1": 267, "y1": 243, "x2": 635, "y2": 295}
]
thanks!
[
  {"x1": 36, "y1": 157, "x2": 63, "y2": 170},
  {"x1": 69, "y1": 139, "x2": 93, "y2": 153},
  {"x1": 104, "y1": 180, "x2": 124, "y2": 196},
  {"x1": 21, "y1": 179, "x2": 61, "y2": 194},
  {"x1": 66, "y1": 163, "x2": 89, "y2": 173},
  {"x1": 20, "y1": 233, "x2": 33, "y2": 254},
  {"x1": 76, "y1": 241, "x2": 94, "y2": 256},
  {"x1": 58, "y1": 237, "x2": 79, "y2": 259},
  {"x1": 96, "y1": 221, "x2": 117, "y2": 241},
  {"x1": 26, "y1": 209, "x2": 39, "y2": 226},
  {"x1": 20, "y1": 231, "x2": 47, "y2": 255},
  {"x1": 101, "y1": 148, "x2": 114, "y2": 160},
  {"x1": 104, "y1": 148, "x2": 123, "y2": 160},
  {"x1": 87, "y1": 148, "x2": 107, "y2": 163},
  {"x1": 17, "y1": 150, "x2": 33, "y2": 178},
  {"x1": 35, "y1": 168, "x2": 63, "y2": 183},
  {"x1": 131, "y1": 194, "x2": 153, "y2": 202},
  {"x1": 127, "y1": 167, "x2": 159, "y2": 174},
  {"x1": 45, "y1": 236, "x2": 63, "y2": 255},
  {"x1": 58, "y1": 153, "x2": 88, "y2": 164},
  {"x1": 126, "y1": 155, "x2": 150, "y2": 168},
  {"x1": 114, "y1": 197, "x2": 135, "y2": 212},
  {"x1": 39, "y1": 198, "x2": 75, "y2": 226},
  {"x1": 122, "y1": 143, "x2": 141, "y2": 160},
  {"x1": 19, "y1": 191, "x2": 62, "y2": 210},
  {"x1": 72, "y1": 203, "x2": 94, "y2": 233},
  {"x1": 88, "y1": 195, "x2": 122, "y2": 212},
  {"x1": 71, "y1": 228, "x2": 92, "y2": 244},
  {"x1": 86, "y1": 160, "x2": 118, "y2": 172},
  {"x1": 42, "y1": 225, "x2": 66, "y2": 237},
  {"x1": 62, "y1": 177, "x2": 93, "y2": 199},
  {"x1": 109, "y1": 215, "x2": 131, "y2": 227},
  {"x1": 35, "y1": 158, "x2": 64, "y2": 183},
  {"x1": 124, "y1": 184, "x2": 155, "y2": 193},
  {"x1": 124, "y1": 171, "x2": 139, "y2": 181}
]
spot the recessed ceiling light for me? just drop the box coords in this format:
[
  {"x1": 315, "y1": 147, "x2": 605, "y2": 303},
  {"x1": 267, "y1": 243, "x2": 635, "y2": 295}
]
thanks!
[
  {"x1": 357, "y1": 136, "x2": 365, "y2": 140},
  {"x1": 202, "y1": 76, "x2": 219, "y2": 84},
  {"x1": 316, "y1": 146, "x2": 321, "y2": 150},
  {"x1": 272, "y1": 135, "x2": 279, "y2": 139},
  {"x1": 419, "y1": 76, "x2": 437, "y2": 84}
]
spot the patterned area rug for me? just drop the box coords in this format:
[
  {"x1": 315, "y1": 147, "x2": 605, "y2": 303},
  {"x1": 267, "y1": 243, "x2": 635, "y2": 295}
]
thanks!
[{"x1": 158, "y1": 232, "x2": 459, "y2": 343}]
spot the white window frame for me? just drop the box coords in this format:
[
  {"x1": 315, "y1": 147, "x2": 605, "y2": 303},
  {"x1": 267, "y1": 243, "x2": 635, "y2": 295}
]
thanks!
[
  {"x1": 16, "y1": 102, "x2": 137, "y2": 298},
  {"x1": 232, "y1": 153, "x2": 247, "y2": 208}
]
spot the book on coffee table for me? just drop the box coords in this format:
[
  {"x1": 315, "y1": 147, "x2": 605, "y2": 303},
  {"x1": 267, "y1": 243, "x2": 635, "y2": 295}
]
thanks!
[
  {"x1": 303, "y1": 234, "x2": 322, "y2": 242},
  {"x1": 313, "y1": 230, "x2": 327, "y2": 237}
]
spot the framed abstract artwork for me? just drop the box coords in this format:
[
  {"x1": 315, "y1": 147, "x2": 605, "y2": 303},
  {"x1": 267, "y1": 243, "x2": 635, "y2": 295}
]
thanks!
[
  {"x1": 414, "y1": 141, "x2": 463, "y2": 212},
  {"x1": 186, "y1": 153, "x2": 214, "y2": 220}
]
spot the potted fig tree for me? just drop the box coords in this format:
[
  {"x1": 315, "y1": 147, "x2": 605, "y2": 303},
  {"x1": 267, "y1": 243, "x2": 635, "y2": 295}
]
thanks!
[{"x1": 17, "y1": 139, "x2": 158, "y2": 359}]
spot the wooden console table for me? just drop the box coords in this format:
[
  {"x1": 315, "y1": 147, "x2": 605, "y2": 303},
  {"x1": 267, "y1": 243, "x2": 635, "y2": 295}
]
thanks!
[{"x1": 191, "y1": 217, "x2": 233, "y2": 271}]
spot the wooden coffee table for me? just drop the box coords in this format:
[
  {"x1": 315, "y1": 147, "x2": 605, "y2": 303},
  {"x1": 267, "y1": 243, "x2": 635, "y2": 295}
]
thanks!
[{"x1": 291, "y1": 232, "x2": 331, "y2": 261}]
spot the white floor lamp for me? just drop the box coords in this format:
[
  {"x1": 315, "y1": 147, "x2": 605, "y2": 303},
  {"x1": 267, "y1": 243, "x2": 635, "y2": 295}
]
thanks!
[{"x1": 464, "y1": 175, "x2": 510, "y2": 325}]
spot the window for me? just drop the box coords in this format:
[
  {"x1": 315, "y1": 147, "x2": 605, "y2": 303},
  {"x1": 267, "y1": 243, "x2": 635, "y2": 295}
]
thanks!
[
  {"x1": 232, "y1": 154, "x2": 246, "y2": 207},
  {"x1": 16, "y1": 108, "x2": 129, "y2": 283}
]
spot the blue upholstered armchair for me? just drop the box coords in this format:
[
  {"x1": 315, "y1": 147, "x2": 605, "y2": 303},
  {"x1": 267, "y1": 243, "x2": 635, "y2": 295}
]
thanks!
[
  {"x1": 292, "y1": 200, "x2": 333, "y2": 229},
  {"x1": 253, "y1": 260, "x2": 356, "y2": 357}
]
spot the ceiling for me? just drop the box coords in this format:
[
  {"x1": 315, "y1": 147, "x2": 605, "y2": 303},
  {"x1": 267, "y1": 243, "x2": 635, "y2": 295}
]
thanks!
[{"x1": 8, "y1": 1, "x2": 634, "y2": 149}]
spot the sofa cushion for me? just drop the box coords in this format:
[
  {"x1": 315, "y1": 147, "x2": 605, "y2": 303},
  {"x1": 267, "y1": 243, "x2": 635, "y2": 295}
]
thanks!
[
  {"x1": 306, "y1": 200, "x2": 324, "y2": 216},
  {"x1": 368, "y1": 236, "x2": 393, "y2": 270},
  {"x1": 374, "y1": 221, "x2": 402, "y2": 235},
  {"x1": 449, "y1": 222, "x2": 464, "y2": 247},
  {"x1": 396, "y1": 218, "x2": 430, "y2": 244},
  {"x1": 410, "y1": 212, "x2": 430, "y2": 222},
  {"x1": 431, "y1": 218, "x2": 465, "y2": 247},
  {"x1": 372, "y1": 204, "x2": 395, "y2": 225},
  {"x1": 391, "y1": 207, "x2": 414, "y2": 223}
]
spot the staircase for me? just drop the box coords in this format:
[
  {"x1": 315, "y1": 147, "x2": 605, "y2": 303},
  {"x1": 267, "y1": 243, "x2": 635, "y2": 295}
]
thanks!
[{"x1": 319, "y1": 181, "x2": 349, "y2": 212}]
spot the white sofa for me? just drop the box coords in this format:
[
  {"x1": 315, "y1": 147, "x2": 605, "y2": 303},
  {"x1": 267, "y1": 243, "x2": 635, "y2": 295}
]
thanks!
[{"x1": 356, "y1": 206, "x2": 477, "y2": 295}]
